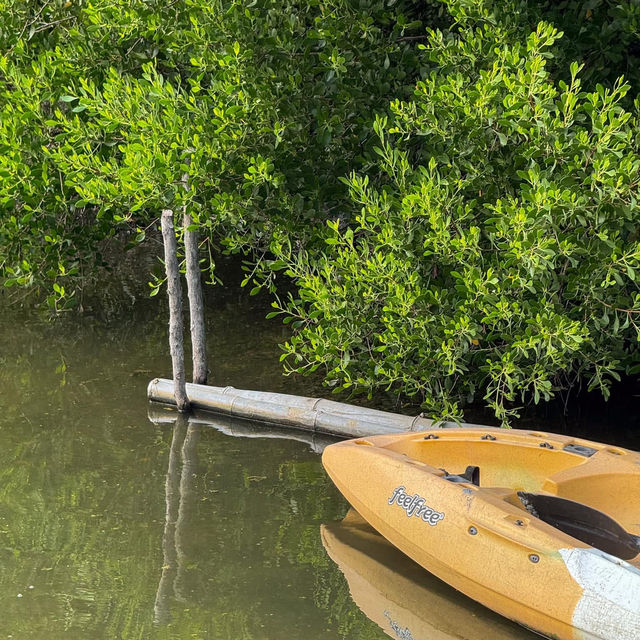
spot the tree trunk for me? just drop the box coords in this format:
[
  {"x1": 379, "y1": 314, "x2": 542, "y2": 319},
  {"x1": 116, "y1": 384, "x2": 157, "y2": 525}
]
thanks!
[{"x1": 161, "y1": 209, "x2": 190, "y2": 412}]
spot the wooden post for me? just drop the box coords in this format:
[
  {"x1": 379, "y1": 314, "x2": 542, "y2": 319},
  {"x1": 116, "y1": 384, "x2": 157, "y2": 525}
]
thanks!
[
  {"x1": 182, "y1": 167, "x2": 208, "y2": 384},
  {"x1": 161, "y1": 210, "x2": 190, "y2": 412}
]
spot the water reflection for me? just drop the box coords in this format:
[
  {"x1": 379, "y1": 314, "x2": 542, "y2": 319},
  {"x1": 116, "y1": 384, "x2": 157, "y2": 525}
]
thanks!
[
  {"x1": 1, "y1": 298, "x2": 636, "y2": 639},
  {"x1": 154, "y1": 414, "x2": 190, "y2": 624},
  {"x1": 322, "y1": 509, "x2": 538, "y2": 640},
  {"x1": 0, "y1": 302, "x2": 381, "y2": 639},
  {"x1": 147, "y1": 404, "x2": 339, "y2": 454},
  {"x1": 174, "y1": 419, "x2": 200, "y2": 604}
]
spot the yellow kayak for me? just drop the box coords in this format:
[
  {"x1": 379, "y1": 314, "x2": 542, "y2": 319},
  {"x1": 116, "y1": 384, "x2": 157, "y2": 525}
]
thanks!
[
  {"x1": 322, "y1": 428, "x2": 640, "y2": 640},
  {"x1": 322, "y1": 509, "x2": 538, "y2": 640}
]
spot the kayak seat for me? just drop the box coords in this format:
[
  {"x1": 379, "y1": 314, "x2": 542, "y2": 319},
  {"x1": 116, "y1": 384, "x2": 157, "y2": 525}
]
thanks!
[
  {"x1": 443, "y1": 465, "x2": 480, "y2": 487},
  {"x1": 518, "y1": 491, "x2": 640, "y2": 561}
]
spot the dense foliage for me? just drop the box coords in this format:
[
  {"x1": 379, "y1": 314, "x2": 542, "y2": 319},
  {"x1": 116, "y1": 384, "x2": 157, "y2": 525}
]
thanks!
[
  {"x1": 272, "y1": 3, "x2": 640, "y2": 422},
  {"x1": 271, "y1": 5, "x2": 640, "y2": 422},
  {"x1": 0, "y1": 0, "x2": 439, "y2": 307},
  {"x1": 3, "y1": 0, "x2": 640, "y2": 420},
  {"x1": 435, "y1": 0, "x2": 640, "y2": 92}
]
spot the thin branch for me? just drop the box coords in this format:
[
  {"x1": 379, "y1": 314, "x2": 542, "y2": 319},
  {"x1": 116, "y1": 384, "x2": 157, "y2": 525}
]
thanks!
[
  {"x1": 30, "y1": 15, "x2": 75, "y2": 36},
  {"x1": 5, "y1": 0, "x2": 54, "y2": 56},
  {"x1": 599, "y1": 299, "x2": 640, "y2": 315},
  {"x1": 396, "y1": 35, "x2": 429, "y2": 42}
]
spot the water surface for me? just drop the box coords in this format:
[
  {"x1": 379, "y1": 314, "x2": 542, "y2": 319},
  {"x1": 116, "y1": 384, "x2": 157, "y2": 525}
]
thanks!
[{"x1": 0, "y1": 295, "x2": 545, "y2": 639}]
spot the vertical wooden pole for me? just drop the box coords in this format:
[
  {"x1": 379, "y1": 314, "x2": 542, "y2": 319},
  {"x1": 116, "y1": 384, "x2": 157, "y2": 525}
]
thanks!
[
  {"x1": 182, "y1": 167, "x2": 208, "y2": 384},
  {"x1": 161, "y1": 209, "x2": 190, "y2": 412}
]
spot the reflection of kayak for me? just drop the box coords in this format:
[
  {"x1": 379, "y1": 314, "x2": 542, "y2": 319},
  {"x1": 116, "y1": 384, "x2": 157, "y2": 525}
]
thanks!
[
  {"x1": 322, "y1": 428, "x2": 640, "y2": 640},
  {"x1": 321, "y1": 509, "x2": 537, "y2": 640}
]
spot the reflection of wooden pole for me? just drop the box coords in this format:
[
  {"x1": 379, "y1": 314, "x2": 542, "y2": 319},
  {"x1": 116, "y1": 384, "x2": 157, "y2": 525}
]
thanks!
[
  {"x1": 174, "y1": 421, "x2": 200, "y2": 601},
  {"x1": 153, "y1": 415, "x2": 188, "y2": 624},
  {"x1": 183, "y1": 208, "x2": 208, "y2": 385},
  {"x1": 161, "y1": 210, "x2": 190, "y2": 412}
]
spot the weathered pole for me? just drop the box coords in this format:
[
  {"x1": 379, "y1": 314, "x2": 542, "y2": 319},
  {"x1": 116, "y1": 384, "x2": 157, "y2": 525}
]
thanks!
[
  {"x1": 148, "y1": 379, "x2": 482, "y2": 436},
  {"x1": 160, "y1": 210, "x2": 190, "y2": 412},
  {"x1": 182, "y1": 169, "x2": 208, "y2": 384}
]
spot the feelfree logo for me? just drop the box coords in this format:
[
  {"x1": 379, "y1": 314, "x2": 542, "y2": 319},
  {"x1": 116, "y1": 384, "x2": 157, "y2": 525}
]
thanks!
[{"x1": 388, "y1": 486, "x2": 445, "y2": 526}]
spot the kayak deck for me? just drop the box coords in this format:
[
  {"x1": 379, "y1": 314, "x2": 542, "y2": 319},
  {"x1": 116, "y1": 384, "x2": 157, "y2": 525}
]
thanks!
[{"x1": 375, "y1": 428, "x2": 640, "y2": 552}]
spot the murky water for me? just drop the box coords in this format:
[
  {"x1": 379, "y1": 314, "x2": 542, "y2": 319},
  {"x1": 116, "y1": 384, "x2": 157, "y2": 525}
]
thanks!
[{"x1": 0, "y1": 293, "x2": 542, "y2": 639}]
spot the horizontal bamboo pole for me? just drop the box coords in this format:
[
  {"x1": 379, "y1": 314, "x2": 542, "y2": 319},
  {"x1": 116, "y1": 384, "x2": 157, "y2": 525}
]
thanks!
[{"x1": 147, "y1": 378, "x2": 483, "y2": 439}]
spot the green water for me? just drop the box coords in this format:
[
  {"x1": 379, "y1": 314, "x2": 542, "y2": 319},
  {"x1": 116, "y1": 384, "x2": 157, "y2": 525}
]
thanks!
[{"x1": 0, "y1": 295, "x2": 538, "y2": 640}]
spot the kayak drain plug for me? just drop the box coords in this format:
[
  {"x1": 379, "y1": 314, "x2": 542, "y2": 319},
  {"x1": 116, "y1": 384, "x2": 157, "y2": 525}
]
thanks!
[
  {"x1": 468, "y1": 527, "x2": 478, "y2": 535},
  {"x1": 529, "y1": 554, "x2": 540, "y2": 564}
]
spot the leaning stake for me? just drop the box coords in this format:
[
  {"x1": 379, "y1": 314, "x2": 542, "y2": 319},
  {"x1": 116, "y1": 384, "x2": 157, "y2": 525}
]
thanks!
[{"x1": 161, "y1": 209, "x2": 190, "y2": 412}]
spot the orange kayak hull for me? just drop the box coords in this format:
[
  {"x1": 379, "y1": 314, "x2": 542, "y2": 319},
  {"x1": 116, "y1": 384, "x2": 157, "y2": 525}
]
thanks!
[{"x1": 322, "y1": 428, "x2": 640, "y2": 640}]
